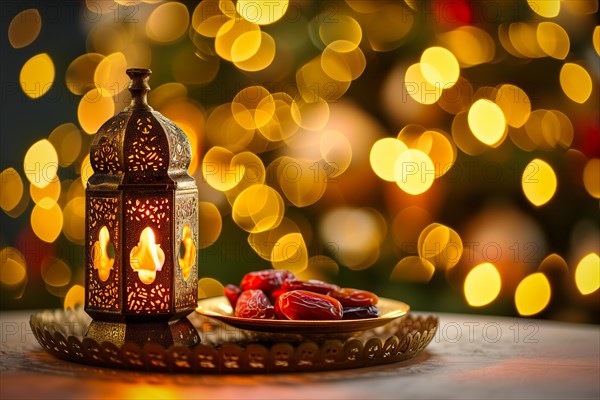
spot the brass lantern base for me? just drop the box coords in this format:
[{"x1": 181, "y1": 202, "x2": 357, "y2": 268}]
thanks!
[{"x1": 84, "y1": 318, "x2": 200, "y2": 348}]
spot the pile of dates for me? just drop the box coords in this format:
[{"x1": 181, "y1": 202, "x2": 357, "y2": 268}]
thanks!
[{"x1": 224, "y1": 269, "x2": 380, "y2": 320}]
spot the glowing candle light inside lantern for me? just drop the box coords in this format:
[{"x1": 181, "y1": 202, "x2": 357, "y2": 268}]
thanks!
[
  {"x1": 178, "y1": 224, "x2": 196, "y2": 281},
  {"x1": 130, "y1": 227, "x2": 165, "y2": 285},
  {"x1": 93, "y1": 226, "x2": 114, "y2": 282}
]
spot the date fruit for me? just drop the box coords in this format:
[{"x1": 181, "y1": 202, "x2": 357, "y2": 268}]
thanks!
[
  {"x1": 281, "y1": 279, "x2": 341, "y2": 294},
  {"x1": 224, "y1": 284, "x2": 241, "y2": 308},
  {"x1": 328, "y1": 288, "x2": 379, "y2": 307},
  {"x1": 235, "y1": 289, "x2": 274, "y2": 319},
  {"x1": 240, "y1": 269, "x2": 295, "y2": 292},
  {"x1": 224, "y1": 270, "x2": 386, "y2": 321},
  {"x1": 342, "y1": 305, "x2": 381, "y2": 320},
  {"x1": 270, "y1": 288, "x2": 286, "y2": 304},
  {"x1": 276, "y1": 290, "x2": 343, "y2": 320}
]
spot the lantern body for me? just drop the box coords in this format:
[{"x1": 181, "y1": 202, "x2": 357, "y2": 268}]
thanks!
[{"x1": 85, "y1": 69, "x2": 198, "y2": 323}]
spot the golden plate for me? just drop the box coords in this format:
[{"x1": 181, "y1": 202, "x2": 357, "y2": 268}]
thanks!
[{"x1": 196, "y1": 296, "x2": 410, "y2": 334}]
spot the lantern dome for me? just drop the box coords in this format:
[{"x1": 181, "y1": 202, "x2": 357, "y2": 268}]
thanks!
[{"x1": 88, "y1": 68, "x2": 194, "y2": 187}]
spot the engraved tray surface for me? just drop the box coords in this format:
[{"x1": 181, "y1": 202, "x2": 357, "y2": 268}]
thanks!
[{"x1": 30, "y1": 305, "x2": 438, "y2": 374}]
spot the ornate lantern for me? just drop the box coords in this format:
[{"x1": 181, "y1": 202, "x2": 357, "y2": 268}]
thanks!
[{"x1": 84, "y1": 69, "x2": 199, "y2": 346}]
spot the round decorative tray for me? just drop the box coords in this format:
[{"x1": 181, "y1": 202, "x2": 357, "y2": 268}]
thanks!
[{"x1": 30, "y1": 305, "x2": 438, "y2": 374}]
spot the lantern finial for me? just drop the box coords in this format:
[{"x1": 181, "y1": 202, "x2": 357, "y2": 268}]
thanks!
[{"x1": 126, "y1": 68, "x2": 152, "y2": 110}]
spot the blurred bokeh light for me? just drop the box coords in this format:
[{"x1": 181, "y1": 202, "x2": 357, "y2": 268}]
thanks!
[{"x1": 1, "y1": 0, "x2": 598, "y2": 322}]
